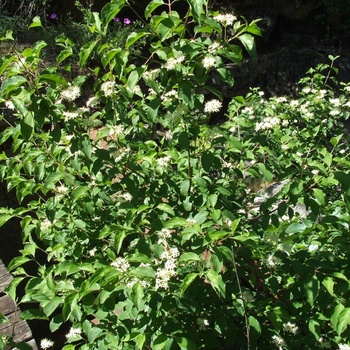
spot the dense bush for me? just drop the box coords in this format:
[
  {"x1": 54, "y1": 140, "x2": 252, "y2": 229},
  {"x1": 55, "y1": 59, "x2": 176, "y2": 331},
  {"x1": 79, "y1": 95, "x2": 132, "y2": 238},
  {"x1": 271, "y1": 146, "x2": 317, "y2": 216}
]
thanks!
[{"x1": 1, "y1": 0, "x2": 350, "y2": 349}]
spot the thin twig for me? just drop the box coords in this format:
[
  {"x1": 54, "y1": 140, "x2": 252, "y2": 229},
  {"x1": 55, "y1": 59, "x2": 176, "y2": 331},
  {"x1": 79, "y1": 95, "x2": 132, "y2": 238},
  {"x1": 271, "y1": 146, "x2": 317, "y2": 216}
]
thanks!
[{"x1": 231, "y1": 245, "x2": 250, "y2": 350}]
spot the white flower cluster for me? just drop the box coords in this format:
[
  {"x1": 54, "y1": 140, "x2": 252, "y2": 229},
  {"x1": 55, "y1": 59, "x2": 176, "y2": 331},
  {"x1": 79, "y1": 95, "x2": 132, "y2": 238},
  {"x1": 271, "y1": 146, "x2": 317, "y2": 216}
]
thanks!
[
  {"x1": 66, "y1": 327, "x2": 82, "y2": 339},
  {"x1": 143, "y1": 68, "x2": 160, "y2": 80},
  {"x1": 271, "y1": 335, "x2": 285, "y2": 349},
  {"x1": 111, "y1": 257, "x2": 130, "y2": 272},
  {"x1": 161, "y1": 89, "x2": 177, "y2": 103},
  {"x1": 214, "y1": 13, "x2": 237, "y2": 26},
  {"x1": 282, "y1": 321, "x2": 298, "y2": 334},
  {"x1": 40, "y1": 218, "x2": 52, "y2": 231},
  {"x1": 255, "y1": 116, "x2": 280, "y2": 131},
  {"x1": 208, "y1": 42, "x2": 222, "y2": 54},
  {"x1": 164, "y1": 55, "x2": 185, "y2": 70},
  {"x1": 116, "y1": 192, "x2": 132, "y2": 201},
  {"x1": 156, "y1": 228, "x2": 172, "y2": 245},
  {"x1": 157, "y1": 156, "x2": 171, "y2": 167},
  {"x1": 40, "y1": 338, "x2": 54, "y2": 349},
  {"x1": 56, "y1": 184, "x2": 68, "y2": 195},
  {"x1": 204, "y1": 99, "x2": 222, "y2": 113},
  {"x1": 101, "y1": 81, "x2": 116, "y2": 96},
  {"x1": 155, "y1": 246, "x2": 179, "y2": 290},
  {"x1": 63, "y1": 111, "x2": 79, "y2": 121},
  {"x1": 5, "y1": 100, "x2": 14, "y2": 110},
  {"x1": 339, "y1": 344, "x2": 350, "y2": 350},
  {"x1": 157, "y1": 129, "x2": 173, "y2": 141},
  {"x1": 108, "y1": 124, "x2": 125, "y2": 137},
  {"x1": 86, "y1": 96, "x2": 99, "y2": 108},
  {"x1": 126, "y1": 277, "x2": 150, "y2": 289},
  {"x1": 266, "y1": 254, "x2": 282, "y2": 268},
  {"x1": 61, "y1": 85, "x2": 81, "y2": 102},
  {"x1": 202, "y1": 55, "x2": 217, "y2": 69}
]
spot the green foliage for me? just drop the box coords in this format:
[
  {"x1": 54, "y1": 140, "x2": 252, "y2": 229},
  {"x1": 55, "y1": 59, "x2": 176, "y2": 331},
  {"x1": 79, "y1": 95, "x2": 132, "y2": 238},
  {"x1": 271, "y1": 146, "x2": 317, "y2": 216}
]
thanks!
[{"x1": 1, "y1": 0, "x2": 350, "y2": 349}]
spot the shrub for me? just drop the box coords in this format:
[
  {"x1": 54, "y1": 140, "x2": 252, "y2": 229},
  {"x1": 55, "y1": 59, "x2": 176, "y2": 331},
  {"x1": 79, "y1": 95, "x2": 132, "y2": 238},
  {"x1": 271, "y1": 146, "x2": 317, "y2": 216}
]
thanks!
[{"x1": 1, "y1": 0, "x2": 350, "y2": 349}]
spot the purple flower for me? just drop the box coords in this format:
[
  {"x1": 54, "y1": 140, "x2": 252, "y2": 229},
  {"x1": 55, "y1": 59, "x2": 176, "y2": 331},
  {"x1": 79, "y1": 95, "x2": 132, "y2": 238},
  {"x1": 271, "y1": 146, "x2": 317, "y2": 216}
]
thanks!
[
  {"x1": 113, "y1": 17, "x2": 120, "y2": 22},
  {"x1": 49, "y1": 13, "x2": 57, "y2": 20},
  {"x1": 123, "y1": 18, "x2": 131, "y2": 25}
]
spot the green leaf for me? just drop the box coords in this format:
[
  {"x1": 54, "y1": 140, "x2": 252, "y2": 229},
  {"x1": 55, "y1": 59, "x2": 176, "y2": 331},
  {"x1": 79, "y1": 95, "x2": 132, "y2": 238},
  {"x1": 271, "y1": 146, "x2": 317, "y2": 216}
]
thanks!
[
  {"x1": 188, "y1": 0, "x2": 205, "y2": 24},
  {"x1": 0, "y1": 214, "x2": 13, "y2": 228},
  {"x1": 101, "y1": 1, "x2": 125, "y2": 27},
  {"x1": 285, "y1": 222, "x2": 307, "y2": 234},
  {"x1": 126, "y1": 29, "x2": 150, "y2": 48},
  {"x1": 0, "y1": 76, "x2": 27, "y2": 96},
  {"x1": 322, "y1": 277, "x2": 335, "y2": 296},
  {"x1": 206, "y1": 269, "x2": 225, "y2": 298},
  {"x1": 28, "y1": 16, "x2": 42, "y2": 28},
  {"x1": 180, "y1": 273, "x2": 198, "y2": 296},
  {"x1": 174, "y1": 336, "x2": 198, "y2": 350},
  {"x1": 72, "y1": 186, "x2": 89, "y2": 201},
  {"x1": 42, "y1": 297, "x2": 62, "y2": 317},
  {"x1": 249, "y1": 315, "x2": 261, "y2": 336},
  {"x1": 238, "y1": 33, "x2": 257, "y2": 58},
  {"x1": 207, "y1": 230, "x2": 230, "y2": 242},
  {"x1": 130, "y1": 283, "x2": 144, "y2": 310},
  {"x1": 337, "y1": 308, "x2": 350, "y2": 335},
  {"x1": 79, "y1": 40, "x2": 98, "y2": 67},
  {"x1": 8, "y1": 256, "x2": 31, "y2": 272},
  {"x1": 180, "y1": 179, "x2": 190, "y2": 196},
  {"x1": 145, "y1": 0, "x2": 164, "y2": 19},
  {"x1": 313, "y1": 188, "x2": 326, "y2": 206},
  {"x1": 156, "y1": 203, "x2": 175, "y2": 216},
  {"x1": 201, "y1": 152, "x2": 221, "y2": 172},
  {"x1": 178, "y1": 253, "x2": 201, "y2": 264},
  {"x1": 308, "y1": 319, "x2": 321, "y2": 340},
  {"x1": 305, "y1": 276, "x2": 320, "y2": 307},
  {"x1": 44, "y1": 172, "x2": 63, "y2": 190},
  {"x1": 331, "y1": 304, "x2": 345, "y2": 331},
  {"x1": 152, "y1": 334, "x2": 169, "y2": 350},
  {"x1": 21, "y1": 308, "x2": 47, "y2": 320},
  {"x1": 115, "y1": 230, "x2": 126, "y2": 254}
]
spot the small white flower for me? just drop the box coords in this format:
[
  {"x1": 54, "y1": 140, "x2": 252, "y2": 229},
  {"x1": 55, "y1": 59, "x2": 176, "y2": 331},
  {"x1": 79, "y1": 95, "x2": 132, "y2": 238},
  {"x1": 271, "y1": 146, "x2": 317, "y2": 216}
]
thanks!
[
  {"x1": 311, "y1": 169, "x2": 319, "y2": 175},
  {"x1": 61, "y1": 86, "x2": 81, "y2": 102},
  {"x1": 164, "y1": 130, "x2": 173, "y2": 140},
  {"x1": 339, "y1": 344, "x2": 350, "y2": 350},
  {"x1": 208, "y1": 42, "x2": 221, "y2": 53},
  {"x1": 164, "y1": 55, "x2": 185, "y2": 70},
  {"x1": 66, "y1": 327, "x2": 82, "y2": 339},
  {"x1": 56, "y1": 185, "x2": 68, "y2": 194},
  {"x1": 330, "y1": 98, "x2": 341, "y2": 106},
  {"x1": 275, "y1": 96, "x2": 287, "y2": 103},
  {"x1": 308, "y1": 244, "x2": 319, "y2": 253},
  {"x1": 109, "y1": 125, "x2": 124, "y2": 137},
  {"x1": 290, "y1": 100, "x2": 299, "y2": 108},
  {"x1": 202, "y1": 55, "x2": 217, "y2": 69},
  {"x1": 111, "y1": 257, "x2": 130, "y2": 272},
  {"x1": 157, "y1": 156, "x2": 171, "y2": 167},
  {"x1": 271, "y1": 335, "x2": 285, "y2": 347},
  {"x1": 161, "y1": 89, "x2": 177, "y2": 103},
  {"x1": 89, "y1": 247, "x2": 97, "y2": 256},
  {"x1": 330, "y1": 109, "x2": 340, "y2": 116},
  {"x1": 5, "y1": 100, "x2": 15, "y2": 110},
  {"x1": 40, "y1": 338, "x2": 54, "y2": 349},
  {"x1": 143, "y1": 68, "x2": 160, "y2": 80},
  {"x1": 283, "y1": 321, "x2": 299, "y2": 334},
  {"x1": 186, "y1": 217, "x2": 196, "y2": 225},
  {"x1": 40, "y1": 219, "x2": 52, "y2": 231},
  {"x1": 214, "y1": 13, "x2": 237, "y2": 26},
  {"x1": 101, "y1": 81, "x2": 116, "y2": 97},
  {"x1": 204, "y1": 99, "x2": 222, "y2": 113},
  {"x1": 121, "y1": 192, "x2": 132, "y2": 201},
  {"x1": 86, "y1": 96, "x2": 99, "y2": 108},
  {"x1": 63, "y1": 111, "x2": 79, "y2": 121}
]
